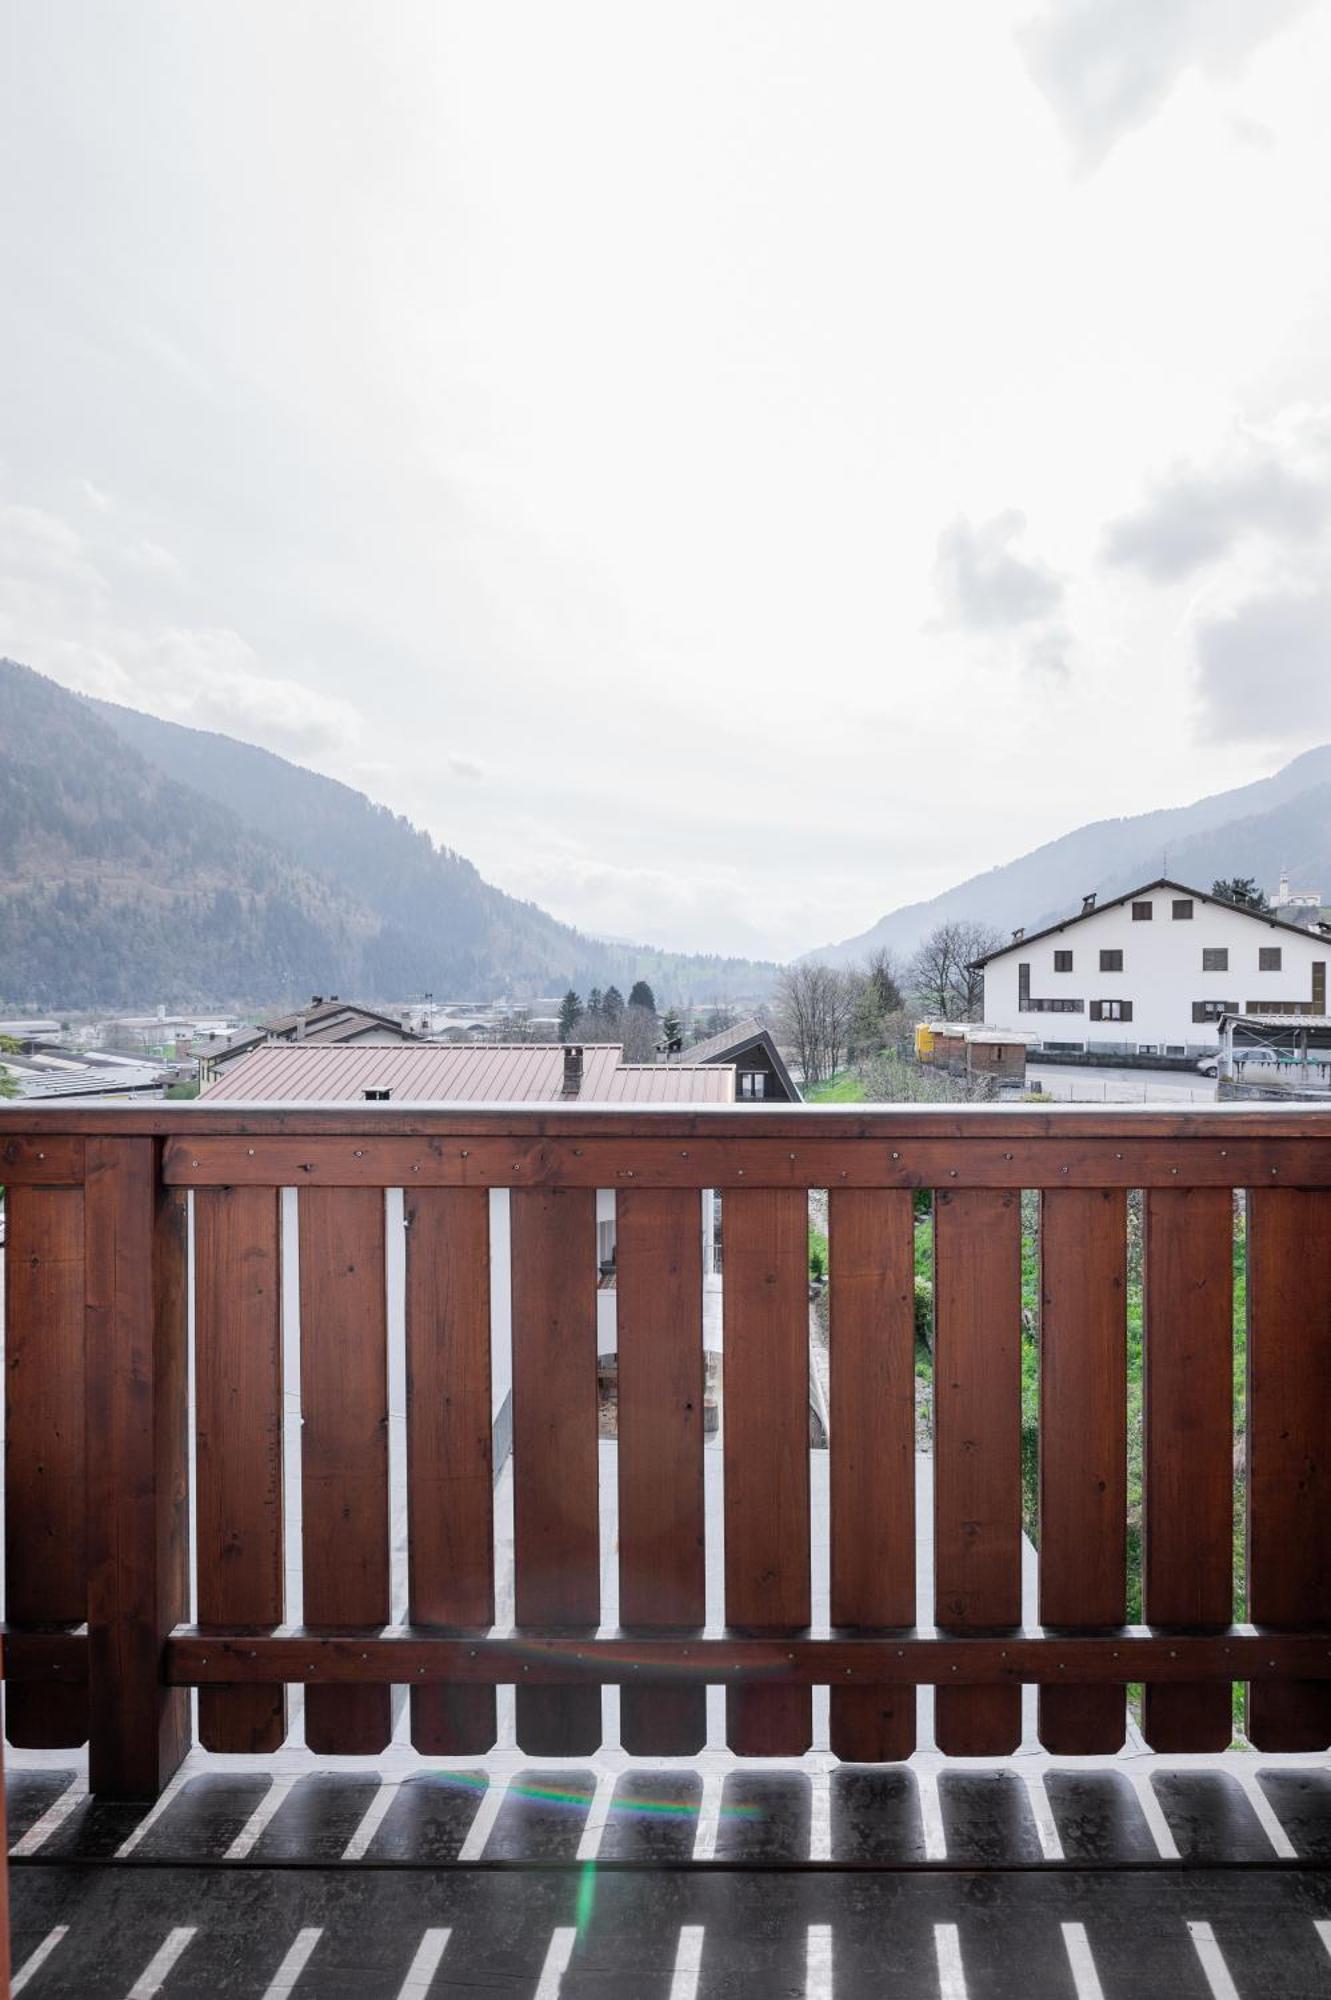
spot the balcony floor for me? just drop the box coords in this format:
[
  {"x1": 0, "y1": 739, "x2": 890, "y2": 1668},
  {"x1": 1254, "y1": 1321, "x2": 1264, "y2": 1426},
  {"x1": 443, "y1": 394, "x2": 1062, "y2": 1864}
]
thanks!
[
  {"x1": 11, "y1": 1448, "x2": 1331, "y2": 1995},
  {"x1": 9, "y1": 1760, "x2": 1331, "y2": 1996}
]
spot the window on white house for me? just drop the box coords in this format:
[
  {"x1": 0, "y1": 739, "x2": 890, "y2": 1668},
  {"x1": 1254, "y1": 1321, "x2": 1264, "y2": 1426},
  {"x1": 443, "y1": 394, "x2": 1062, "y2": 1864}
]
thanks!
[
  {"x1": 1090, "y1": 999, "x2": 1133, "y2": 1021},
  {"x1": 1173, "y1": 899, "x2": 1194, "y2": 919},
  {"x1": 1054, "y1": 949, "x2": 1073, "y2": 971},
  {"x1": 1202, "y1": 948, "x2": 1228, "y2": 972},
  {"x1": 1259, "y1": 946, "x2": 1282, "y2": 971},
  {"x1": 1132, "y1": 901, "x2": 1153, "y2": 920},
  {"x1": 1099, "y1": 949, "x2": 1123, "y2": 971}
]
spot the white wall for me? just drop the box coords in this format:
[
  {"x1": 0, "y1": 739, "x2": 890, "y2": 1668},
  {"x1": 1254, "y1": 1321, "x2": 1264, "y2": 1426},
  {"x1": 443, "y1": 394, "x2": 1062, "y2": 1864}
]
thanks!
[{"x1": 981, "y1": 891, "x2": 1328, "y2": 1054}]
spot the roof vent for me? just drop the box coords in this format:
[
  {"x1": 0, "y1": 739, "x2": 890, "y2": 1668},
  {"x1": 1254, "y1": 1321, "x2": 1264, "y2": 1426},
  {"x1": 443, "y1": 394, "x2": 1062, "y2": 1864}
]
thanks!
[
  {"x1": 363, "y1": 1087, "x2": 391, "y2": 1102},
  {"x1": 1012, "y1": 926, "x2": 1024, "y2": 942},
  {"x1": 311, "y1": 996, "x2": 324, "y2": 1007},
  {"x1": 562, "y1": 1045, "x2": 584, "y2": 1098},
  {"x1": 1081, "y1": 893, "x2": 1097, "y2": 914}
]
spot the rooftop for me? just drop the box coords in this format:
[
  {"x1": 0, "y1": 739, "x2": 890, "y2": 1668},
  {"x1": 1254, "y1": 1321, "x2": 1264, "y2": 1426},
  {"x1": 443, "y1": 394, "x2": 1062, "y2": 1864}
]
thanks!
[{"x1": 201, "y1": 1041, "x2": 736, "y2": 1102}]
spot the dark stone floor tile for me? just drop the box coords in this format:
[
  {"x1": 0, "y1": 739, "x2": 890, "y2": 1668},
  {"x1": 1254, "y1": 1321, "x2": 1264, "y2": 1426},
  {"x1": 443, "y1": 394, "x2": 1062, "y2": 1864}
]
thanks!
[
  {"x1": 4, "y1": 1769, "x2": 78, "y2": 1846},
  {"x1": 714, "y1": 1772, "x2": 811, "y2": 1862},
  {"x1": 938, "y1": 1770, "x2": 1042, "y2": 1866},
  {"x1": 249, "y1": 1774, "x2": 384, "y2": 1862},
  {"x1": 364, "y1": 1770, "x2": 487, "y2": 1862},
  {"x1": 35, "y1": 1793, "x2": 155, "y2": 1859},
  {"x1": 1258, "y1": 1770, "x2": 1331, "y2": 1862},
  {"x1": 1151, "y1": 1772, "x2": 1278, "y2": 1864},
  {"x1": 1043, "y1": 1770, "x2": 1159, "y2": 1863},
  {"x1": 134, "y1": 1775, "x2": 274, "y2": 1860},
  {"x1": 830, "y1": 1767, "x2": 926, "y2": 1863},
  {"x1": 598, "y1": 1772, "x2": 701, "y2": 1862},
  {"x1": 483, "y1": 1769, "x2": 597, "y2": 1859}
]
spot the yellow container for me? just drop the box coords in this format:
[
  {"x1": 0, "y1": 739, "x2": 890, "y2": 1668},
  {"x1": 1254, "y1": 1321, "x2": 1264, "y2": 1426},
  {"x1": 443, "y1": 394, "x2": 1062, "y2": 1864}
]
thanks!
[{"x1": 914, "y1": 1023, "x2": 935, "y2": 1062}]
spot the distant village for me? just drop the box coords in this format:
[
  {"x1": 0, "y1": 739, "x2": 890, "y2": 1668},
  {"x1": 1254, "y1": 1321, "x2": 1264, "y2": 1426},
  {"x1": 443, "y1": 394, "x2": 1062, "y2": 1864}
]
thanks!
[{"x1": 5, "y1": 868, "x2": 1331, "y2": 1106}]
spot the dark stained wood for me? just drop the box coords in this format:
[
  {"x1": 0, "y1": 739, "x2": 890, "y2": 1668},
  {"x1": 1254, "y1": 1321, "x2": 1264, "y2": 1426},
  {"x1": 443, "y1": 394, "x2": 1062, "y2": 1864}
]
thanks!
[
  {"x1": 164, "y1": 1626, "x2": 1331, "y2": 1685},
  {"x1": 162, "y1": 1131, "x2": 1331, "y2": 1191},
  {"x1": 4, "y1": 1186, "x2": 88, "y2": 1747},
  {"x1": 0, "y1": 1646, "x2": 9, "y2": 2000},
  {"x1": 0, "y1": 1134, "x2": 84, "y2": 1184},
  {"x1": 299, "y1": 1186, "x2": 392, "y2": 1754},
  {"x1": 933, "y1": 1187, "x2": 1023, "y2": 1755},
  {"x1": 828, "y1": 1188, "x2": 916, "y2": 1761},
  {"x1": 84, "y1": 1139, "x2": 190, "y2": 1797},
  {"x1": 1247, "y1": 1188, "x2": 1331, "y2": 1750},
  {"x1": 404, "y1": 1187, "x2": 495, "y2": 1755},
  {"x1": 195, "y1": 1186, "x2": 286, "y2": 1753},
  {"x1": 0, "y1": 1631, "x2": 88, "y2": 1680},
  {"x1": 616, "y1": 1188, "x2": 707, "y2": 1754},
  {"x1": 723, "y1": 1188, "x2": 811, "y2": 1755},
  {"x1": 1039, "y1": 1189, "x2": 1127, "y2": 1753},
  {"x1": 510, "y1": 1187, "x2": 601, "y2": 1755},
  {"x1": 14, "y1": 1101, "x2": 1331, "y2": 1138},
  {"x1": 1143, "y1": 1187, "x2": 1234, "y2": 1751}
]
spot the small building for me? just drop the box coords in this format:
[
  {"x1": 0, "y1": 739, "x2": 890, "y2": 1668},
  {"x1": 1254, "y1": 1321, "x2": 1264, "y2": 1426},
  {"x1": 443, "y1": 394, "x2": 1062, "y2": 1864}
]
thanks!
[
  {"x1": 923, "y1": 1022, "x2": 1029, "y2": 1087},
  {"x1": 1213, "y1": 1011, "x2": 1331, "y2": 1098},
  {"x1": 199, "y1": 996, "x2": 421, "y2": 1084},
  {"x1": 666, "y1": 1016, "x2": 801, "y2": 1101}
]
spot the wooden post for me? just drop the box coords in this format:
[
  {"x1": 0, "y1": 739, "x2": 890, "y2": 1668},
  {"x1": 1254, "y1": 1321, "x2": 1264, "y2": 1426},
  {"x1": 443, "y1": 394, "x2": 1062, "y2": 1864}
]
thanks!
[
  {"x1": 0, "y1": 1639, "x2": 10, "y2": 1998},
  {"x1": 84, "y1": 1137, "x2": 191, "y2": 1797}
]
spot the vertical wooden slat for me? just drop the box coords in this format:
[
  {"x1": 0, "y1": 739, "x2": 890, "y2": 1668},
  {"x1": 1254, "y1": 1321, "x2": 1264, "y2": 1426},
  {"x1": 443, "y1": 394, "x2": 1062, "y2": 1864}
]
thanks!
[
  {"x1": 195, "y1": 1185, "x2": 286, "y2": 1753},
  {"x1": 85, "y1": 1138, "x2": 190, "y2": 1797},
  {"x1": 723, "y1": 1187, "x2": 811, "y2": 1755},
  {"x1": 4, "y1": 1185, "x2": 88, "y2": 1747},
  {"x1": 511, "y1": 1187, "x2": 601, "y2": 1755},
  {"x1": 1247, "y1": 1188, "x2": 1331, "y2": 1750},
  {"x1": 1039, "y1": 1188, "x2": 1127, "y2": 1753},
  {"x1": 1143, "y1": 1187, "x2": 1234, "y2": 1750},
  {"x1": 405, "y1": 1187, "x2": 495, "y2": 1755},
  {"x1": 933, "y1": 1187, "x2": 1022, "y2": 1756},
  {"x1": 0, "y1": 1646, "x2": 9, "y2": 1997},
  {"x1": 828, "y1": 1188, "x2": 916, "y2": 1761},
  {"x1": 617, "y1": 1188, "x2": 706, "y2": 1755},
  {"x1": 299, "y1": 1186, "x2": 391, "y2": 1754}
]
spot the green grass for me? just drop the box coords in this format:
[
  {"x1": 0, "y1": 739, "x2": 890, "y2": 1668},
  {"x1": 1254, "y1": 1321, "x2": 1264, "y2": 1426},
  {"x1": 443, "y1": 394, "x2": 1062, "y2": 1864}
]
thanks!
[{"x1": 804, "y1": 1071, "x2": 866, "y2": 1102}]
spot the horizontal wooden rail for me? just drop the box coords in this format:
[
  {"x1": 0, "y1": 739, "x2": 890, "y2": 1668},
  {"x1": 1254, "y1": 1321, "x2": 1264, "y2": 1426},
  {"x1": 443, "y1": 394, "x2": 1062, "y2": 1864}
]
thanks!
[
  {"x1": 162, "y1": 1628, "x2": 1331, "y2": 1686},
  {"x1": 155, "y1": 1131, "x2": 1331, "y2": 1189},
  {"x1": 1, "y1": 1633, "x2": 88, "y2": 1682}
]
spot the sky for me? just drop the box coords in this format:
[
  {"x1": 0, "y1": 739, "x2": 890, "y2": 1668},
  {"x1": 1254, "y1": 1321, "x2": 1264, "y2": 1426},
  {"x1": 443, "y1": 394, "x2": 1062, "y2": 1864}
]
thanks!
[{"x1": 4, "y1": 2, "x2": 1331, "y2": 962}]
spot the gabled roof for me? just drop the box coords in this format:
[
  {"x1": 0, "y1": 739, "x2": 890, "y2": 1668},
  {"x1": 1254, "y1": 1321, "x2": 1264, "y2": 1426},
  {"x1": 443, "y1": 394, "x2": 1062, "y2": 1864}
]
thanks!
[
  {"x1": 667, "y1": 1017, "x2": 801, "y2": 1100},
  {"x1": 200, "y1": 1042, "x2": 736, "y2": 1103},
  {"x1": 968, "y1": 878, "x2": 1331, "y2": 969},
  {"x1": 208, "y1": 999, "x2": 418, "y2": 1066}
]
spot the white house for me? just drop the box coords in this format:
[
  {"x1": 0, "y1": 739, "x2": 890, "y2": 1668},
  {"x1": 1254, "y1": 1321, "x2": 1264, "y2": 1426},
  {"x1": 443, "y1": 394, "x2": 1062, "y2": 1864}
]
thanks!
[{"x1": 972, "y1": 878, "x2": 1331, "y2": 1059}]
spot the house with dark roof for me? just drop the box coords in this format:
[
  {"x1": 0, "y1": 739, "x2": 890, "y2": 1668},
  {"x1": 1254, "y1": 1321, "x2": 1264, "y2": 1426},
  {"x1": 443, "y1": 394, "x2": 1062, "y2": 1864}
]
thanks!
[
  {"x1": 197, "y1": 996, "x2": 419, "y2": 1083},
  {"x1": 667, "y1": 1016, "x2": 801, "y2": 1100}
]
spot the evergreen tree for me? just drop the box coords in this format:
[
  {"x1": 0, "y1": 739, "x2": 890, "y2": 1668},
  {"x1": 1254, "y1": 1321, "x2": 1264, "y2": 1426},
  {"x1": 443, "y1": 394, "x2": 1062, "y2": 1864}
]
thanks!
[
  {"x1": 628, "y1": 979, "x2": 656, "y2": 1012},
  {"x1": 559, "y1": 989, "x2": 582, "y2": 1041},
  {"x1": 587, "y1": 987, "x2": 604, "y2": 1019},
  {"x1": 661, "y1": 1008, "x2": 683, "y2": 1050},
  {"x1": 603, "y1": 985, "x2": 625, "y2": 1024}
]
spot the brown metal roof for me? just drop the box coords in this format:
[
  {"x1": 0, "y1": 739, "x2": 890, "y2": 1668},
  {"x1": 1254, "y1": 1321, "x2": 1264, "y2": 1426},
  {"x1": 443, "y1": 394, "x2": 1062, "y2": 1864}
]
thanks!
[{"x1": 201, "y1": 1043, "x2": 734, "y2": 1103}]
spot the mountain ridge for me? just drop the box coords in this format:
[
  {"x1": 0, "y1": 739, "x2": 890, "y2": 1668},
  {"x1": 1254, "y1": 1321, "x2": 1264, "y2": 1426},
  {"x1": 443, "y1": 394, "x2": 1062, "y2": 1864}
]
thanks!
[
  {"x1": 809, "y1": 746, "x2": 1331, "y2": 965},
  {"x1": 0, "y1": 658, "x2": 775, "y2": 1009}
]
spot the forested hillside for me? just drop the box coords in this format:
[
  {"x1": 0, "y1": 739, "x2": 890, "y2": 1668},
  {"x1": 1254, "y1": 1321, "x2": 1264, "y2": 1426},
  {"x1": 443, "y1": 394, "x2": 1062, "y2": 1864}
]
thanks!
[{"x1": 0, "y1": 659, "x2": 774, "y2": 1008}]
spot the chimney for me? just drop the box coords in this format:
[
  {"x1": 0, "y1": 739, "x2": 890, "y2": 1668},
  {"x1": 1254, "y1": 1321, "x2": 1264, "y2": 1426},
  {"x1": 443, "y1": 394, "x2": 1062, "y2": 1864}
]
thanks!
[
  {"x1": 562, "y1": 1044, "x2": 584, "y2": 1098},
  {"x1": 1012, "y1": 926, "x2": 1024, "y2": 942},
  {"x1": 1081, "y1": 893, "x2": 1097, "y2": 914},
  {"x1": 310, "y1": 995, "x2": 324, "y2": 1008}
]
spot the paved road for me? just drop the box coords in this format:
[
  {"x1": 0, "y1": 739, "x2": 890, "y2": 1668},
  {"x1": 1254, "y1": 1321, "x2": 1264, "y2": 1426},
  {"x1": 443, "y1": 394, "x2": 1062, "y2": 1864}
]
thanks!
[{"x1": 1026, "y1": 1062, "x2": 1216, "y2": 1105}]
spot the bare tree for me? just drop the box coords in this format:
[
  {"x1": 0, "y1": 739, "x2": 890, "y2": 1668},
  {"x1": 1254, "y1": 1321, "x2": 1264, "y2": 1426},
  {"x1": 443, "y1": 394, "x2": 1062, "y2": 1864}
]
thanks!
[
  {"x1": 908, "y1": 921, "x2": 1002, "y2": 1022},
  {"x1": 774, "y1": 963, "x2": 857, "y2": 1086}
]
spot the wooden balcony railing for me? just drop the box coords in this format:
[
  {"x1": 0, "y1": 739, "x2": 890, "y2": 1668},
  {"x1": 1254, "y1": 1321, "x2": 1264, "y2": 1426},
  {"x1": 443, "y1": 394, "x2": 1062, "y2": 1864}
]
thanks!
[{"x1": 3, "y1": 1102, "x2": 1331, "y2": 1798}]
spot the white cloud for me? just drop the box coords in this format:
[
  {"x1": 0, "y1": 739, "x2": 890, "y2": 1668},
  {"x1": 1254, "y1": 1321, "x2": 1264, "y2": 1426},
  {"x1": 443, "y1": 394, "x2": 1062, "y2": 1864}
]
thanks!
[
  {"x1": 1103, "y1": 420, "x2": 1331, "y2": 580},
  {"x1": 1018, "y1": 0, "x2": 1315, "y2": 167},
  {"x1": 934, "y1": 511, "x2": 1064, "y2": 631},
  {"x1": 1195, "y1": 583, "x2": 1331, "y2": 742}
]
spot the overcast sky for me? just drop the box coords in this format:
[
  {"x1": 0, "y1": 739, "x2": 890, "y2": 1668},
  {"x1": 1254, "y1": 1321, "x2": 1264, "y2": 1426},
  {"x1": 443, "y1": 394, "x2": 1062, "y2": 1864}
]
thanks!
[{"x1": 5, "y1": 2, "x2": 1331, "y2": 960}]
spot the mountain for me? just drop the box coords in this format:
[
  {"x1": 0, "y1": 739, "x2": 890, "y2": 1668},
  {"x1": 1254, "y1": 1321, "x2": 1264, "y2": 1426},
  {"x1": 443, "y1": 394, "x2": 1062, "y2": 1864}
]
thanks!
[
  {"x1": 810, "y1": 746, "x2": 1331, "y2": 966},
  {"x1": 0, "y1": 658, "x2": 775, "y2": 1010}
]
